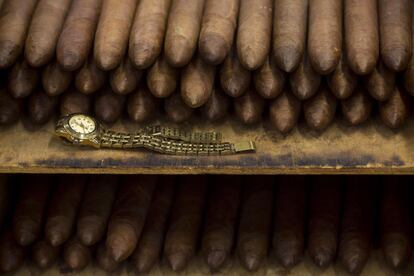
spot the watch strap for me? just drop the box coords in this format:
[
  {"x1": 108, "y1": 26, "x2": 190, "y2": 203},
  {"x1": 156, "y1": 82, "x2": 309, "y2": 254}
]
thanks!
[
  {"x1": 143, "y1": 125, "x2": 222, "y2": 144},
  {"x1": 100, "y1": 129, "x2": 255, "y2": 156}
]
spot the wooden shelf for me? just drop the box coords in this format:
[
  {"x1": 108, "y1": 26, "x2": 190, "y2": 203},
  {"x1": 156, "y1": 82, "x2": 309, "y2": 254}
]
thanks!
[
  {"x1": 12, "y1": 252, "x2": 414, "y2": 275},
  {"x1": 1, "y1": 117, "x2": 414, "y2": 174}
]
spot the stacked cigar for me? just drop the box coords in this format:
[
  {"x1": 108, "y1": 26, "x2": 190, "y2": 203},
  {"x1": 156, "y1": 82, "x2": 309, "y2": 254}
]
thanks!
[
  {"x1": 0, "y1": 0, "x2": 413, "y2": 132},
  {"x1": 0, "y1": 174, "x2": 413, "y2": 275}
]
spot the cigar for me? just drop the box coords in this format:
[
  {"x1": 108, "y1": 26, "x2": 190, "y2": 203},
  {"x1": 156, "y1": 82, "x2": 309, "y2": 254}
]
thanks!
[
  {"x1": 269, "y1": 89, "x2": 301, "y2": 134},
  {"x1": 308, "y1": 177, "x2": 342, "y2": 268},
  {"x1": 338, "y1": 176, "x2": 375, "y2": 274},
  {"x1": 380, "y1": 177, "x2": 413, "y2": 270},
  {"x1": 202, "y1": 176, "x2": 241, "y2": 270},
  {"x1": 164, "y1": 176, "x2": 207, "y2": 272},
  {"x1": 237, "y1": 177, "x2": 273, "y2": 272},
  {"x1": 273, "y1": 176, "x2": 307, "y2": 268},
  {"x1": 131, "y1": 176, "x2": 175, "y2": 273},
  {"x1": 13, "y1": 175, "x2": 52, "y2": 246},
  {"x1": 200, "y1": 88, "x2": 230, "y2": 122},
  {"x1": 341, "y1": 87, "x2": 373, "y2": 126},
  {"x1": 32, "y1": 240, "x2": 60, "y2": 269}
]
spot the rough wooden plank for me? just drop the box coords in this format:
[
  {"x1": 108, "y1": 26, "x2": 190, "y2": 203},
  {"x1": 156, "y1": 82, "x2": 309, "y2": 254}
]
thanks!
[
  {"x1": 0, "y1": 117, "x2": 413, "y2": 174},
  {"x1": 11, "y1": 252, "x2": 414, "y2": 275}
]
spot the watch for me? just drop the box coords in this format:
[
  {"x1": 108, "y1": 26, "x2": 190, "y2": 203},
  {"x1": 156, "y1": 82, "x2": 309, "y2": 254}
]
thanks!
[{"x1": 55, "y1": 114, "x2": 256, "y2": 156}]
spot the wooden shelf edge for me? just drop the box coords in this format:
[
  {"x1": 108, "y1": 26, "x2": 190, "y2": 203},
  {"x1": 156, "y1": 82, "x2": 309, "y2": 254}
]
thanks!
[{"x1": 1, "y1": 118, "x2": 414, "y2": 174}]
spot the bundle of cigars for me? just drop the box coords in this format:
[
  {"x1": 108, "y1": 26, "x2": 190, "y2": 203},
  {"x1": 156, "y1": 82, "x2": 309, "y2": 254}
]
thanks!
[
  {"x1": 0, "y1": 0, "x2": 414, "y2": 132},
  {"x1": 0, "y1": 174, "x2": 413, "y2": 275}
]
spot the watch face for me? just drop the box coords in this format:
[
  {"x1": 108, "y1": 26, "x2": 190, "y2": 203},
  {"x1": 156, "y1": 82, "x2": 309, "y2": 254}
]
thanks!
[{"x1": 68, "y1": 115, "x2": 96, "y2": 135}]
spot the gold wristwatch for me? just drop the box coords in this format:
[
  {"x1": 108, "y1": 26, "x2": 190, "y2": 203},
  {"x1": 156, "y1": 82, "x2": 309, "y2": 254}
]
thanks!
[{"x1": 55, "y1": 114, "x2": 256, "y2": 156}]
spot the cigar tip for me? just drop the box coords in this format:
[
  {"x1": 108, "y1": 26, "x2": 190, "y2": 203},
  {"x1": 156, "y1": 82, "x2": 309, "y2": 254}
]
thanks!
[
  {"x1": 382, "y1": 49, "x2": 410, "y2": 72},
  {"x1": 16, "y1": 233, "x2": 36, "y2": 247},
  {"x1": 47, "y1": 233, "x2": 64, "y2": 247},
  {"x1": 130, "y1": 44, "x2": 157, "y2": 69},
  {"x1": 181, "y1": 89, "x2": 208, "y2": 108},
  {"x1": 199, "y1": 34, "x2": 228, "y2": 65},
  {"x1": 242, "y1": 254, "x2": 262, "y2": 271},
  {"x1": 135, "y1": 256, "x2": 154, "y2": 273},
  {"x1": 238, "y1": 49, "x2": 262, "y2": 71},
  {"x1": 205, "y1": 250, "x2": 227, "y2": 269},
  {"x1": 167, "y1": 252, "x2": 190, "y2": 272},
  {"x1": 165, "y1": 38, "x2": 192, "y2": 67},
  {"x1": 274, "y1": 47, "x2": 301, "y2": 73},
  {"x1": 312, "y1": 252, "x2": 333, "y2": 268},
  {"x1": 95, "y1": 55, "x2": 119, "y2": 71},
  {"x1": 277, "y1": 251, "x2": 301, "y2": 269},
  {"x1": 0, "y1": 40, "x2": 19, "y2": 68},
  {"x1": 148, "y1": 81, "x2": 174, "y2": 98},
  {"x1": 384, "y1": 243, "x2": 410, "y2": 269},
  {"x1": 310, "y1": 57, "x2": 337, "y2": 75},
  {"x1": 64, "y1": 252, "x2": 83, "y2": 269},
  {"x1": 78, "y1": 232, "x2": 95, "y2": 246},
  {"x1": 349, "y1": 54, "x2": 376, "y2": 75},
  {"x1": 58, "y1": 52, "x2": 81, "y2": 71}
]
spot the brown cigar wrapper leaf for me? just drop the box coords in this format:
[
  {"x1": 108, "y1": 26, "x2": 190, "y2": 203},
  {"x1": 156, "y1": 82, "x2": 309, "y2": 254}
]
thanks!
[
  {"x1": 110, "y1": 57, "x2": 142, "y2": 95},
  {"x1": 8, "y1": 59, "x2": 39, "y2": 99},
  {"x1": 308, "y1": 177, "x2": 342, "y2": 268},
  {"x1": 273, "y1": 0, "x2": 308, "y2": 73},
  {"x1": 345, "y1": 0, "x2": 379, "y2": 75},
  {"x1": 0, "y1": 0, "x2": 38, "y2": 68},
  {"x1": 32, "y1": 240, "x2": 60, "y2": 269},
  {"x1": 77, "y1": 175, "x2": 118, "y2": 246},
  {"x1": 290, "y1": 54, "x2": 321, "y2": 100},
  {"x1": 220, "y1": 48, "x2": 251, "y2": 98},
  {"x1": 273, "y1": 176, "x2": 307, "y2": 269},
  {"x1": 164, "y1": 176, "x2": 206, "y2": 272},
  {"x1": 339, "y1": 177, "x2": 375, "y2": 275},
  {"x1": 380, "y1": 177, "x2": 413, "y2": 269},
  {"x1": 202, "y1": 177, "x2": 241, "y2": 270},
  {"x1": 269, "y1": 90, "x2": 301, "y2": 134},
  {"x1": 379, "y1": 0, "x2": 413, "y2": 72},
  {"x1": 27, "y1": 89, "x2": 58, "y2": 125},
  {"x1": 127, "y1": 86, "x2": 159, "y2": 123},
  {"x1": 131, "y1": 177, "x2": 175, "y2": 273},
  {"x1": 234, "y1": 89, "x2": 265, "y2": 125},
  {"x1": 94, "y1": 88, "x2": 125, "y2": 124},
  {"x1": 57, "y1": 0, "x2": 103, "y2": 71},
  {"x1": 308, "y1": 0, "x2": 342, "y2": 74},
  {"x1": 181, "y1": 56, "x2": 215, "y2": 108},
  {"x1": 379, "y1": 87, "x2": 410, "y2": 129},
  {"x1": 44, "y1": 176, "x2": 86, "y2": 247},
  {"x1": 164, "y1": 93, "x2": 194, "y2": 123},
  {"x1": 0, "y1": 89, "x2": 21, "y2": 125},
  {"x1": 254, "y1": 56, "x2": 286, "y2": 99},
  {"x1": 75, "y1": 59, "x2": 107, "y2": 95},
  {"x1": 106, "y1": 175, "x2": 156, "y2": 262},
  {"x1": 164, "y1": 0, "x2": 205, "y2": 68},
  {"x1": 365, "y1": 62, "x2": 396, "y2": 101},
  {"x1": 147, "y1": 55, "x2": 179, "y2": 98},
  {"x1": 237, "y1": 0, "x2": 272, "y2": 70},
  {"x1": 304, "y1": 86, "x2": 337, "y2": 131},
  {"x1": 341, "y1": 87, "x2": 373, "y2": 126},
  {"x1": 94, "y1": 0, "x2": 138, "y2": 71},
  {"x1": 198, "y1": 0, "x2": 239, "y2": 65},
  {"x1": 328, "y1": 54, "x2": 358, "y2": 100},
  {"x1": 13, "y1": 175, "x2": 52, "y2": 246},
  {"x1": 42, "y1": 61, "x2": 74, "y2": 97},
  {"x1": 60, "y1": 88, "x2": 92, "y2": 116},
  {"x1": 237, "y1": 178, "x2": 273, "y2": 272},
  {"x1": 129, "y1": 0, "x2": 171, "y2": 69},
  {"x1": 200, "y1": 89, "x2": 230, "y2": 122}
]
